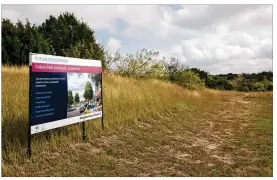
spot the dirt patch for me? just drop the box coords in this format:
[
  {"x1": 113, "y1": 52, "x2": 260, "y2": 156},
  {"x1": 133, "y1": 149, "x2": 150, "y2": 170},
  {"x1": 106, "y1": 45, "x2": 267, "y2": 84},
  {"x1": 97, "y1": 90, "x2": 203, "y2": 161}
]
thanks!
[
  {"x1": 175, "y1": 152, "x2": 192, "y2": 160},
  {"x1": 207, "y1": 163, "x2": 216, "y2": 167},
  {"x1": 207, "y1": 144, "x2": 217, "y2": 150},
  {"x1": 192, "y1": 137, "x2": 209, "y2": 147},
  {"x1": 135, "y1": 120, "x2": 152, "y2": 129},
  {"x1": 238, "y1": 148, "x2": 252, "y2": 155},
  {"x1": 101, "y1": 134, "x2": 118, "y2": 146},
  {"x1": 211, "y1": 154, "x2": 234, "y2": 165},
  {"x1": 89, "y1": 147, "x2": 102, "y2": 154},
  {"x1": 194, "y1": 160, "x2": 202, "y2": 164},
  {"x1": 223, "y1": 129, "x2": 234, "y2": 136},
  {"x1": 118, "y1": 157, "x2": 138, "y2": 165},
  {"x1": 191, "y1": 91, "x2": 201, "y2": 97},
  {"x1": 236, "y1": 99, "x2": 250, "y2": 104},
  {"x1": 208, "y1": 121, "x2": 214, "y2": 129}
]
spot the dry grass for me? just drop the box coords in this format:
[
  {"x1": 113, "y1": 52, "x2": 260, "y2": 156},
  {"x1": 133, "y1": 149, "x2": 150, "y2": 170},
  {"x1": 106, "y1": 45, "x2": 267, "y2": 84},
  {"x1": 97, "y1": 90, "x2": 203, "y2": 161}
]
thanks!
[{"x1": 1, "y1": 66, "x2": 273, "y2": 177}]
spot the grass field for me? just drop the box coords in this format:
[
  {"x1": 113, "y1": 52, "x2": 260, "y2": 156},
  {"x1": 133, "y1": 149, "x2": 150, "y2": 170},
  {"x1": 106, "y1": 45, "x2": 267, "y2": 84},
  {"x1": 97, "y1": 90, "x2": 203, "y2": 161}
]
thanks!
[{"x1": 1, "y1": 66, "x2": 273, "y2": 177}]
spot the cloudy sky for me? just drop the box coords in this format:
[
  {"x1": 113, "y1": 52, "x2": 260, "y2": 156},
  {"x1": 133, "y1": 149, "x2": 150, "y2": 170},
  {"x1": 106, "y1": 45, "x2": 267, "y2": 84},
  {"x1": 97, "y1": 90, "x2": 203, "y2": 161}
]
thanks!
[{"x1": 2, "y1": 4, "x2": 273, "y2": 74}]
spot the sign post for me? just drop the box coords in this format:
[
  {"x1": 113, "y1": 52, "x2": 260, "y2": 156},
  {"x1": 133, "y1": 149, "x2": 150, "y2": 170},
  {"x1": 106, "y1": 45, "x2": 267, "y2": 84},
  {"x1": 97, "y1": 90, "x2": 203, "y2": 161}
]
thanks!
[
  {"x1": 101, "y1": 72, "x2": 104, "y2": 130},
  {"x1": 28, "y1": 53, "x2": 103, "y2": 156},
  {"x1": 82, "y1": 120, "x2": 86, "y2": 141},
  {"x1": 28, "y1": 58, "x2": 32, "y2": 157},
  {"x1": 80, "y1": 42, "x2": 86, "y2": 141}
]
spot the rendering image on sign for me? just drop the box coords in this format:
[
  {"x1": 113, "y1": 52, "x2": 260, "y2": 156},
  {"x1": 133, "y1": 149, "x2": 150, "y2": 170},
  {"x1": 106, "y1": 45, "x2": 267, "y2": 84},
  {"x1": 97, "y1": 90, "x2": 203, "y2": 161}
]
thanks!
[{"x1": 29, "y1": 53, "x2": 102, "y2": 134}]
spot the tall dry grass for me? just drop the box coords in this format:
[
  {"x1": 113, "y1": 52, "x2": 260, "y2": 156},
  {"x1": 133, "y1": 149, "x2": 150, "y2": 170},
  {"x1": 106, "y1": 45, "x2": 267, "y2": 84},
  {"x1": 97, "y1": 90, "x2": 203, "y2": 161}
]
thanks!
[
  {"x1": 2, "y1": 66, "x2": 214, "y2": 163},
  {"x1": 1, "y1": 66, "x2": 273, "y2": 177}
]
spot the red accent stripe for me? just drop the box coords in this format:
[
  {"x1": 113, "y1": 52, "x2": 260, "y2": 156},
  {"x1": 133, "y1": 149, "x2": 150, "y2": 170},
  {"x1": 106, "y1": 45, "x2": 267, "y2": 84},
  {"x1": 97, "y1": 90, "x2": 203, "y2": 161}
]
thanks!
[{"x1": 32, "y1": 63, "x2": 102, "y2": 73}]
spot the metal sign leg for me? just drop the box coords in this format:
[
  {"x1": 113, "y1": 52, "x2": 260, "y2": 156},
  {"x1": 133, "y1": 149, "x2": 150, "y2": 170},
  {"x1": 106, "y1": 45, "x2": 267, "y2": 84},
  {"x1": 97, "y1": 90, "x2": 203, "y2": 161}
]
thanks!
[
  {"x1": 28, "y1": 63, "x2": 32, "y2": 158},
  {"x1": 82, "y1": 121, "x2": 86, "y2": 141},
  {"x1": 101, "y1": 72, "x2": 104, "y2": 130},
  {"x1": 27, "y1": 134, "x2": 31, "y2": 158}
]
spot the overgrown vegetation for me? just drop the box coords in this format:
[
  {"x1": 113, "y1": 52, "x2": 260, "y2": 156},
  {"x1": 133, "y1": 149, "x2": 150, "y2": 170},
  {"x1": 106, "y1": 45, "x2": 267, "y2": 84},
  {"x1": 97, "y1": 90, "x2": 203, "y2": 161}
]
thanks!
[
  {"x1": 1, "y1": 66, "x2": 273, "y2": 176},
  {"x1": 1, "y1": 11, "x2": 273, "y2": 177},
  {"x1": 206, "y1": 72, "x2": 273, "y2": 92},
  {"x1": 1, "y1": 12, "x2": 273, "y2": 92},
  {"x1": 2, "y1": 12, "x2": 105, "y2": 66}
]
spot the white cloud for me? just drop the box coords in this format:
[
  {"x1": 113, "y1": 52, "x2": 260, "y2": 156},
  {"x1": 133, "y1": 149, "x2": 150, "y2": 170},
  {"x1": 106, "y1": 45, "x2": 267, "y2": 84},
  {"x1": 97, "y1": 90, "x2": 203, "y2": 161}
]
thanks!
[
  {"x1": 159, "y1": 5, "x2": 272, "y2": 74},
  {"x1": 161, "y1": 27, "x2": 272, "y2": 74},
  {"x1": 2, "y1": 5, "x2": 120, "y2": 32},
  {"x1": 1, "y1": 4, "x2": 272, "y2": 74},
  {"x1": 106, "y1": 38, "x2": 121, "y2": 53}
]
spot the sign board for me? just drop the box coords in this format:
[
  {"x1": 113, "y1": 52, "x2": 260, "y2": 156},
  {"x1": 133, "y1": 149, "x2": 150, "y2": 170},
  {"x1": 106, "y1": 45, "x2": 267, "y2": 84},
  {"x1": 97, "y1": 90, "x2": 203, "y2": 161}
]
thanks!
[{"x1": 29, "y1": 53, "x2": 103, "y2": 134}]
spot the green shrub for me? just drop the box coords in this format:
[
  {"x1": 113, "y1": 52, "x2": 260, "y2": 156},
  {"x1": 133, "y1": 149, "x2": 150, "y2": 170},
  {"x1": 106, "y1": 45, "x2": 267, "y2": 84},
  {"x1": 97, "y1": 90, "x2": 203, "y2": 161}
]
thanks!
[
  {"x1": 175, "y1": 70, "x2": 205, "y2": 90},
  {"x1": 252, "y1": 82, "x2": 266, "y2": 92},
  {"x1": 206, "y1": 76, "x2": 234, "y2": 90}
]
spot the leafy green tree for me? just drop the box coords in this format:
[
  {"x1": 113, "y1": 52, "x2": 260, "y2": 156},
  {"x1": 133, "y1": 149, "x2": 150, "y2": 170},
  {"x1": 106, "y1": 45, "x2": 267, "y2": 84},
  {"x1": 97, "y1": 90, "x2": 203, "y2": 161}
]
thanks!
[
  {"x1": 205, "y1": 71, "x2": 272, "y2": 92},
  {"x1": 2, "y1": 13, "x2": 106, "y2": 65},
  {"x1": 68, "y1": 90, "x2": 74, "y2": 108},
  {"x1": 251, "y1": 82, "x2": 265, "y2": 91},
  {"x1": 83, "y1": 81, "x2": 93, "y2": 103},
  {"x1": 189, "y1": 68, "x2": 208, "y2": 83},
  {"x1": 206, "y1": 75, "x2": 234, "y2": 90},
  {"x1": 175, "y1": 70, "x2": 204, "y2": 90},
  {"x1": 2, "y1": 18, "x2": 50, "y2": 65},
  {"x1": 74, "y1": 92, "x2": 80, "y2": 103},
  {"x1": 268, "y1": 83, "x2": 273, "y2": 91},
  {"x1": 111, "y1": 49, "x2": 167, "y2": 78},
  {"x1": 226, "y1": 73, "x2": 238, "y2": 80},
  {"x1": 2, "y1": 19, "x2": 19, "y2": 65},
  {"x1": 39, "y1": 12, "x2": 105, "y2": 62}
]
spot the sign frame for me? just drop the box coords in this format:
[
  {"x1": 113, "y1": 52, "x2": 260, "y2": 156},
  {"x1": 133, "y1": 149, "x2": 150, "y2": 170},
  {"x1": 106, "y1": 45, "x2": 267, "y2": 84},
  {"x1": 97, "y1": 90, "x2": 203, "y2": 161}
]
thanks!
[{"x1": 28, "y1": 53, "x2": 104, "y2": 157}]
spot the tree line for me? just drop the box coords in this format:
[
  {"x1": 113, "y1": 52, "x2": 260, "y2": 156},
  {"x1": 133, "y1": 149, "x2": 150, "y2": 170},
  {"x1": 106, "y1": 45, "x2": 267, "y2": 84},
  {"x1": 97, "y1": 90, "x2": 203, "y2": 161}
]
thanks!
[
  {"x1": 105, "y1": 50, "x2": 272, "y2": 92},
  {"x1": 2, "y1": 12, "x2": 105, "y2": 66},
  {"x1": 1, "y1": 12, "x2": 273, "y2": 92}
]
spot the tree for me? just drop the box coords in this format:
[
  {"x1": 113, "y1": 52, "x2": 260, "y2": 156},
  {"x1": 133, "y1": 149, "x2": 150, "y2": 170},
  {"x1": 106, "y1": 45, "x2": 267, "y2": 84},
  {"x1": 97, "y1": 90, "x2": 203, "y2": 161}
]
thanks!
[
  {"x1": 83, "y1": 81, "x2": 93, "y2": 103},
  {"x1": 166, "y1": 57, "x2": 187, "y2": 82},
  {"x1": 104, "y1": 50, "x2": 120, "y2": 71},
  {"x1": 226, "y1": 73, "x2": 238, "y2": 80},
  {"x1": 2, "y1": 18, "x2": 19, "y2": 65},
  {"x1": 39, "y1": 12, "x2": 105, "y2": 62},
  {"x1": 231, "y1": 74, "x2": 247, "y2": 91},
  {"x1": 268, "y1": 83, "x2": 273, "y2": 91},
  {"x1": 189, "y1": 68, "x2": 208, "y2": 83},
  {"x1": 111, "y1": 49, "x2": 166, "y2": 78},
  {"x1": 74, "y1": 92, "x2": 80, "y2": 103},
  {"x1": 175, "y1": 70, "x2": 205, "y2": 90},
  {"x1": 68, "y1": 90, "x2": 74, "y2": 108},
  {"x1": 1, "y1": 18, "x2": 50, "y2": 65},
  {"x1": 2, "y1": 13, "x2": 106, "y2": 65},
  {"x1": 206, "y1": 75, "x2": 234, "y2": 90}
]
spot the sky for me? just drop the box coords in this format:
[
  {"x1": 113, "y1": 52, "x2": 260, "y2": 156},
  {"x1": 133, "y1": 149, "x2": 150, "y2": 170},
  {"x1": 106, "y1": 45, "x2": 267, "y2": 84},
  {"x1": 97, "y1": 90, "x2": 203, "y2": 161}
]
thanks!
[
  {"x1": 67, "y1": 73, "x2": 96, "y2": 101},
  {"x1": 2, "y1": 4, "x2": 273, "y2": 74}
]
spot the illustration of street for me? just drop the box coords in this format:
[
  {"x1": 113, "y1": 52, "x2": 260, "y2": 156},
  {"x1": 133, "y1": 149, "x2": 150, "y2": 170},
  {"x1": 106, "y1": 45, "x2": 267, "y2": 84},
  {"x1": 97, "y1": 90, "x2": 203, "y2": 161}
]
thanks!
[{"x1": 67, "y1": 104, "x2": 86, "y2": 118}]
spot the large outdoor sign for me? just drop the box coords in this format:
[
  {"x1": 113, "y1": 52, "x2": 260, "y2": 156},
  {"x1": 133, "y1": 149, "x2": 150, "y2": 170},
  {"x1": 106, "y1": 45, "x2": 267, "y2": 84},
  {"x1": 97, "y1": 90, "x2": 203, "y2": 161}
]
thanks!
[{"x1": 29, "y1": 53, "x2": 103, "y2": 135}]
